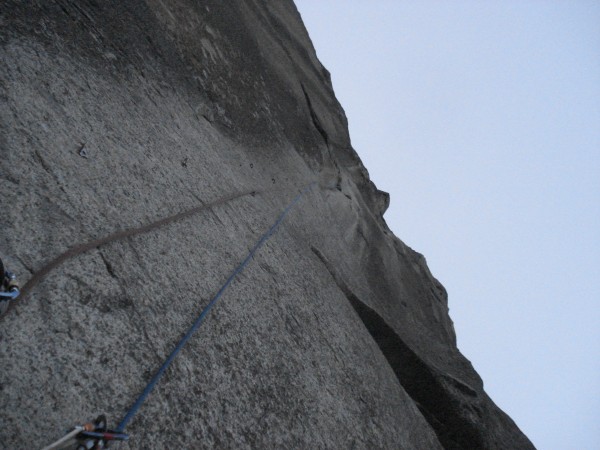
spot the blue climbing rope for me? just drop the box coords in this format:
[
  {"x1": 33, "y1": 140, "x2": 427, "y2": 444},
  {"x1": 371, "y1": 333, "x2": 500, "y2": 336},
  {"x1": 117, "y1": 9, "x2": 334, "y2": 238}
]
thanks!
[{"x1": 116, "y1": 182, "x2": 315, "y2": 432}]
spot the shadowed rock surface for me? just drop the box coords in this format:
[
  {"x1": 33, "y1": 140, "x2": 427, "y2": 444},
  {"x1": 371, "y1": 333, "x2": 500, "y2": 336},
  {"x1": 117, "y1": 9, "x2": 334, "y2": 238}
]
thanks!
[{"x1": 0, "y1": 1, "x2": 535, "y2": 448}]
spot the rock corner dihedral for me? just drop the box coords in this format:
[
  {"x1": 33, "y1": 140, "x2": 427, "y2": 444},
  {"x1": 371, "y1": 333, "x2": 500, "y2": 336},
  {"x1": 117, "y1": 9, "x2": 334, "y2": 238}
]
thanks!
[{"x1": 0, "y1": 1, "x2": 535, "y2": 448}]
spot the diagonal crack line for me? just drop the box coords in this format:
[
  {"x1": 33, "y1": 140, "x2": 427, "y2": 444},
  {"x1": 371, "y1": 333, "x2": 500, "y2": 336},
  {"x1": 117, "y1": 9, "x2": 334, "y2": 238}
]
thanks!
[
  {"x1": 301, "y1": 83, "x2": 329, "y2": 147},
  {"x1": 98, "y1": 250, "x2": 118, "y2": 280},
  {"x1": 310, "y1": 245, "x2": 484, "y2": 450}
]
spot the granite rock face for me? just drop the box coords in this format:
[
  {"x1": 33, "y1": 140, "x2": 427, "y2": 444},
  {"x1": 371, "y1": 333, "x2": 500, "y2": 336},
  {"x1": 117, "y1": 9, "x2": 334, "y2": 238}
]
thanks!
[{"x1": 0, "y1": 1, "x2": 534, "y2": 448}]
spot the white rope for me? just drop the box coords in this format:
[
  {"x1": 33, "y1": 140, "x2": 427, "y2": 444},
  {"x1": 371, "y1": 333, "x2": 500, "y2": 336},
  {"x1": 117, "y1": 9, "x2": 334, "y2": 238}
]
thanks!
[{"x1": 41, "y1": 426, "x2": 84, "y2": 450}]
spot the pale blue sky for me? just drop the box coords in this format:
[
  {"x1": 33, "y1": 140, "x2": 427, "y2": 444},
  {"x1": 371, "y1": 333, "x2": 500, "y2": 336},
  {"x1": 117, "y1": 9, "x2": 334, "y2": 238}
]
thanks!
[{"x1": 295, "y1": 1, "x2": 600, "y2": 449}]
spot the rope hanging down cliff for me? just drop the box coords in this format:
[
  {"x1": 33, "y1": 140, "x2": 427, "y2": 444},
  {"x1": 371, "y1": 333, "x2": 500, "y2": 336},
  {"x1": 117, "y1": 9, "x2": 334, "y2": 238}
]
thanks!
[
  {"x1": 116, "y1": 182, "x2": 315, "y2": 433},
  {"x1": 41, "y1": 182, "x2": 315, "y2": 448},
  {"x1": 0, "y1": 188, "x2": 258, "y2": 322}
]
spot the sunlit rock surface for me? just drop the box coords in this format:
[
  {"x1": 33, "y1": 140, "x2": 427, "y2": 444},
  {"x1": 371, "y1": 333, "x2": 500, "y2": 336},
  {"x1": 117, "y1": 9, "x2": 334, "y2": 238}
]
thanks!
[{"x1": 0, "y1": 1, "x2": 534, "y2": 448}]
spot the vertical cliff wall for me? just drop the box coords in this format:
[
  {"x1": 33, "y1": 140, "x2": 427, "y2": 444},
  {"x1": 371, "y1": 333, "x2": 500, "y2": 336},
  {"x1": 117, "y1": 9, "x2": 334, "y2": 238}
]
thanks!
[{"x1": 0, "y1": 1, "x2": 534, "y2": 448}]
